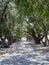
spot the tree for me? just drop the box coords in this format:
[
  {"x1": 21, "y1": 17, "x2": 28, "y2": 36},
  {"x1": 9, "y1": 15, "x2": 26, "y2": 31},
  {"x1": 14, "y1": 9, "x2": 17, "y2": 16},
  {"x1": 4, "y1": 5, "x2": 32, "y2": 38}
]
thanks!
[
  {"x1": 0, "y1": 0, "x2": 49, "y2": 46},
  {"x1": 14, "y1": 0, "x2": 49, "y2": 46}
]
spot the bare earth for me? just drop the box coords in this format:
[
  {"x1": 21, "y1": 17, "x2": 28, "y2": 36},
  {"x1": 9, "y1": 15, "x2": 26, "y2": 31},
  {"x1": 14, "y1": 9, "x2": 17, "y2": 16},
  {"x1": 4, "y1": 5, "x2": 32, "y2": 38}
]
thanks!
[{"x1": 0, "y1": 41, "x2": 49, "y2": 65}]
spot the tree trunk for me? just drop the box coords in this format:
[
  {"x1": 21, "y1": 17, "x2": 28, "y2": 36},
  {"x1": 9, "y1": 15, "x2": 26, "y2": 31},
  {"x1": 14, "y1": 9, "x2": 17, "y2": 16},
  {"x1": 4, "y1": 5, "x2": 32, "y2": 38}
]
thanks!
[{"x1": 0, "y1": 1, "x2": 9, "y2": 23}]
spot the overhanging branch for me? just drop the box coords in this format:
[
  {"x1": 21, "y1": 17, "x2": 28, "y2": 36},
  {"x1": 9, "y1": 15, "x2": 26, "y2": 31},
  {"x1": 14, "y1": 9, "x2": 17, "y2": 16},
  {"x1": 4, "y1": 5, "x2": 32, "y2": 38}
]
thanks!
[{"x1": 0, "y1": 0, "x2": 10, "y2": 23}]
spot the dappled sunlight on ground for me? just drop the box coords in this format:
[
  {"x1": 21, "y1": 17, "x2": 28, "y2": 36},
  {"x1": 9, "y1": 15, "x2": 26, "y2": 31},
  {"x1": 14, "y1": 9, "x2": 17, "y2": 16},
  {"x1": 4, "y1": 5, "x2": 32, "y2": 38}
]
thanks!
[{"x1": 0, "y1": 41, "x2": 49, "y2": 65}]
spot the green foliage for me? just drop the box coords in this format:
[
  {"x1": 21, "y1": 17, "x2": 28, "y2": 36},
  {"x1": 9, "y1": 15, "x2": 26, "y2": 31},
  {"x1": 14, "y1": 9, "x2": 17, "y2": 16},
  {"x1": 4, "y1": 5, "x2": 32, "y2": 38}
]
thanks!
[{"x1": 0, "y1": 0, "x2": 49, "y2": 41}]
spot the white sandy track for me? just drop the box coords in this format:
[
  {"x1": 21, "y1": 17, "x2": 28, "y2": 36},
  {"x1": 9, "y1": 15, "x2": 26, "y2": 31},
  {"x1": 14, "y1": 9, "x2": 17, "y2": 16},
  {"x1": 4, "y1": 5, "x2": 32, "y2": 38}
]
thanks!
[{"x1": 0, "y1": 41, "x2": 49, "y2": 65}]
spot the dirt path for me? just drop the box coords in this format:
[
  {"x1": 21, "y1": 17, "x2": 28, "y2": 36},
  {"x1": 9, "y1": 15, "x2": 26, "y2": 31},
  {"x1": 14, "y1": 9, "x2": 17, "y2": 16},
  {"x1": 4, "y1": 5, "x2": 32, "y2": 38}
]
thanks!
[{"x1": 0, "y1": 41, "x2": 49, "y2": 65}]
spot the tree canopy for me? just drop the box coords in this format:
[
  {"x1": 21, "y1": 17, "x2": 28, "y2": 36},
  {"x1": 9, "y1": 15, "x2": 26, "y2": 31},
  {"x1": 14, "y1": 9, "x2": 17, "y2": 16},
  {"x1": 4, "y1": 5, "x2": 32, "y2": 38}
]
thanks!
[{"x1": 0, "y1": 0, "x2": 49, "y2": 46}]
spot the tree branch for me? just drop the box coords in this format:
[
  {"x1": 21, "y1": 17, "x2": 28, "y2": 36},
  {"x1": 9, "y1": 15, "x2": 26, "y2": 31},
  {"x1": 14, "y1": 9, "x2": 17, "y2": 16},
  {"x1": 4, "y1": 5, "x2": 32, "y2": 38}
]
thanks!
[{"x1": 0, "y1": 1, "x2": 10, "y2": 23}]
